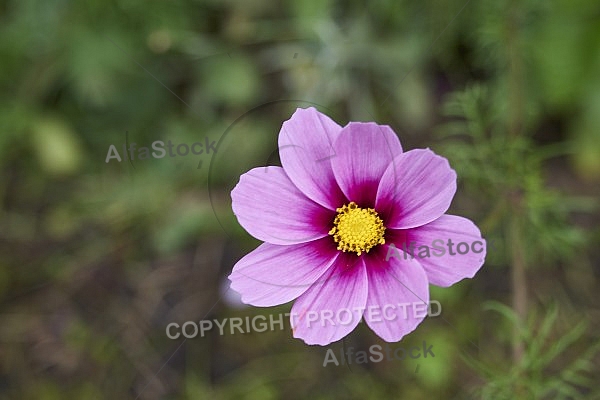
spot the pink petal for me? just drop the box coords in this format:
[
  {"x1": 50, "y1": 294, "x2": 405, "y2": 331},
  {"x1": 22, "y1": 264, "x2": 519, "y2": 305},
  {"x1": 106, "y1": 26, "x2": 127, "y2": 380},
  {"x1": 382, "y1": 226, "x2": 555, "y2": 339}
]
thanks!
[
  {"x1": 231, "y1": 166, "x2": 333, "y2": 245},
  {"x1": 376, "y1": 149, "x2": 456, "y2": 229},
  {"x1": 279, "y1": 107, "x2": 347, "y2": 210},
  {"x1": 363, "y1": 246, "x2": 430, "y2": 342},
  {"x1": 290, "y1": 253, "x2": 368, "y2": 345},
  {"x1": 228, "y1": 238, "x2": 339, "y2": 307},
  {"x1": 396, "y1": 215, "x2": 486, "y2": 287},
  {"x1": 331, "y1": 122, "x2": 403, "y2": 206}
]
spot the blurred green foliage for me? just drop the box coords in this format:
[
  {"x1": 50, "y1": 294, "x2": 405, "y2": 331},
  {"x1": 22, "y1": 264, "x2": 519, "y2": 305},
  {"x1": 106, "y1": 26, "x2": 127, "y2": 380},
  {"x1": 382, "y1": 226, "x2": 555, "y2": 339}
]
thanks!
[{"x1": 1, "y1": 0, "x2": 599, "y2": 399}]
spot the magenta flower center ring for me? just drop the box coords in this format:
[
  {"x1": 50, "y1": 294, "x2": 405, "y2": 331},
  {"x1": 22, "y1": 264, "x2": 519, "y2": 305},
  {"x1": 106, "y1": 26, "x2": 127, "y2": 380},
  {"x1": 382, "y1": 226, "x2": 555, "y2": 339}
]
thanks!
[{"x1": 328, "y1": 202, "x2": 386, "y2": 256}]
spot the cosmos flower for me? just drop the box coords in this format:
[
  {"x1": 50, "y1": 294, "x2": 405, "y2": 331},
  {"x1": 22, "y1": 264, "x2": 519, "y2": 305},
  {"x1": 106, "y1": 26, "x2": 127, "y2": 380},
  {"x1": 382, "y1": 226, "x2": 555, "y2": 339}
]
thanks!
[{"x1": 228, "y1": 107, "x2": 485, "y2": 345}]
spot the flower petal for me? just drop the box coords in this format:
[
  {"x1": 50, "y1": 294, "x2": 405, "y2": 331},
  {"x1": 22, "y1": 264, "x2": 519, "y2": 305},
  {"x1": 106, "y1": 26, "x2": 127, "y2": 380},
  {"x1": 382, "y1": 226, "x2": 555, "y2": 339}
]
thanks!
[
  {"x1": 279, "y1": 107, "x2": 347, "y2": 210},
  {"x1": 231, "y1": 166, "x2": 333, "y2": 245},
  {"x1": 394, "y1": 215, "x2": 486, "y2": 287},
  {"x1": 363, "y1": 246, "x2": 430, "y2": 342},
  {"x1": 291, "y1": 253, "x2": 368, "y2": 345},
  {"x1": 376, "y1": 149, "x2": 457, "y2": 229},
  {"x1": 228, "y1": 238, "x2": 338, "y2": 307},
  {"x1": 331, "y1": 122, "x2": 403, "y2": 206}
]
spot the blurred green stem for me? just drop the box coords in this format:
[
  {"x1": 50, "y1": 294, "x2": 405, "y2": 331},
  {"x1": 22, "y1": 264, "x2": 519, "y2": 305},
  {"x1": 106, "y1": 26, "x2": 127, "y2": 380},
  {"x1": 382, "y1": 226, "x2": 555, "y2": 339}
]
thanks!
[
  {"x1": 509, "y1": 201, "x2": 526, "y2": 364},
  {"x1": 507, "y1": 0, "x2": 527, "y2": 391}
]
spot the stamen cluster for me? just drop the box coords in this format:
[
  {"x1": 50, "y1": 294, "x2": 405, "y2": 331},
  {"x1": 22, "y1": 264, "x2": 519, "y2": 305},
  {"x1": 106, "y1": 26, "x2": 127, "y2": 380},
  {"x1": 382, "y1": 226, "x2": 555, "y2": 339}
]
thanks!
[{"x1": 329, "y1": 202, "x2": 386, "y2": 256}]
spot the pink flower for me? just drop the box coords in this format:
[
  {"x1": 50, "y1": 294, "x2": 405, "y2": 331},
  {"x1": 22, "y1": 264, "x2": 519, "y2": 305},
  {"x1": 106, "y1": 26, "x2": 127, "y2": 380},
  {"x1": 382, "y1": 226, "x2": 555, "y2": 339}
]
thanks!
[{"x1": 228, "y1": 107, "x2": 485, "y2": 345}]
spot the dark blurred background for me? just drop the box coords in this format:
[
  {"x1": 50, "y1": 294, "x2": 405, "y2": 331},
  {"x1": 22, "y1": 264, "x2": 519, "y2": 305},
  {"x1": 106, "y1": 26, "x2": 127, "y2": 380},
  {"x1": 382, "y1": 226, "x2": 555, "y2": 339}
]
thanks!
[{"x1": 1, "y1": 0, "x2": 599, "y2": 399}]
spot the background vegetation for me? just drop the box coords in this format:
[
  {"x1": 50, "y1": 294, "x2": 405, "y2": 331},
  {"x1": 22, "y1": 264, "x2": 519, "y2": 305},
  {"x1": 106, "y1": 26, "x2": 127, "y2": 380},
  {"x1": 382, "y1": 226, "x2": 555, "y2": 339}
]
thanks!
[{"x1": 1, "y1": 0, "x2": 599, "y2": 398}]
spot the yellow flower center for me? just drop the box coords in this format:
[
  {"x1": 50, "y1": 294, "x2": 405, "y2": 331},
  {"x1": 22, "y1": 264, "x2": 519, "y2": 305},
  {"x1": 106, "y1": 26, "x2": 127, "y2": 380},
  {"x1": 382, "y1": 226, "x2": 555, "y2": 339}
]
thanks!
[{"x1": 328, "y1": 202, "x2": 386, "y2": 256}]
